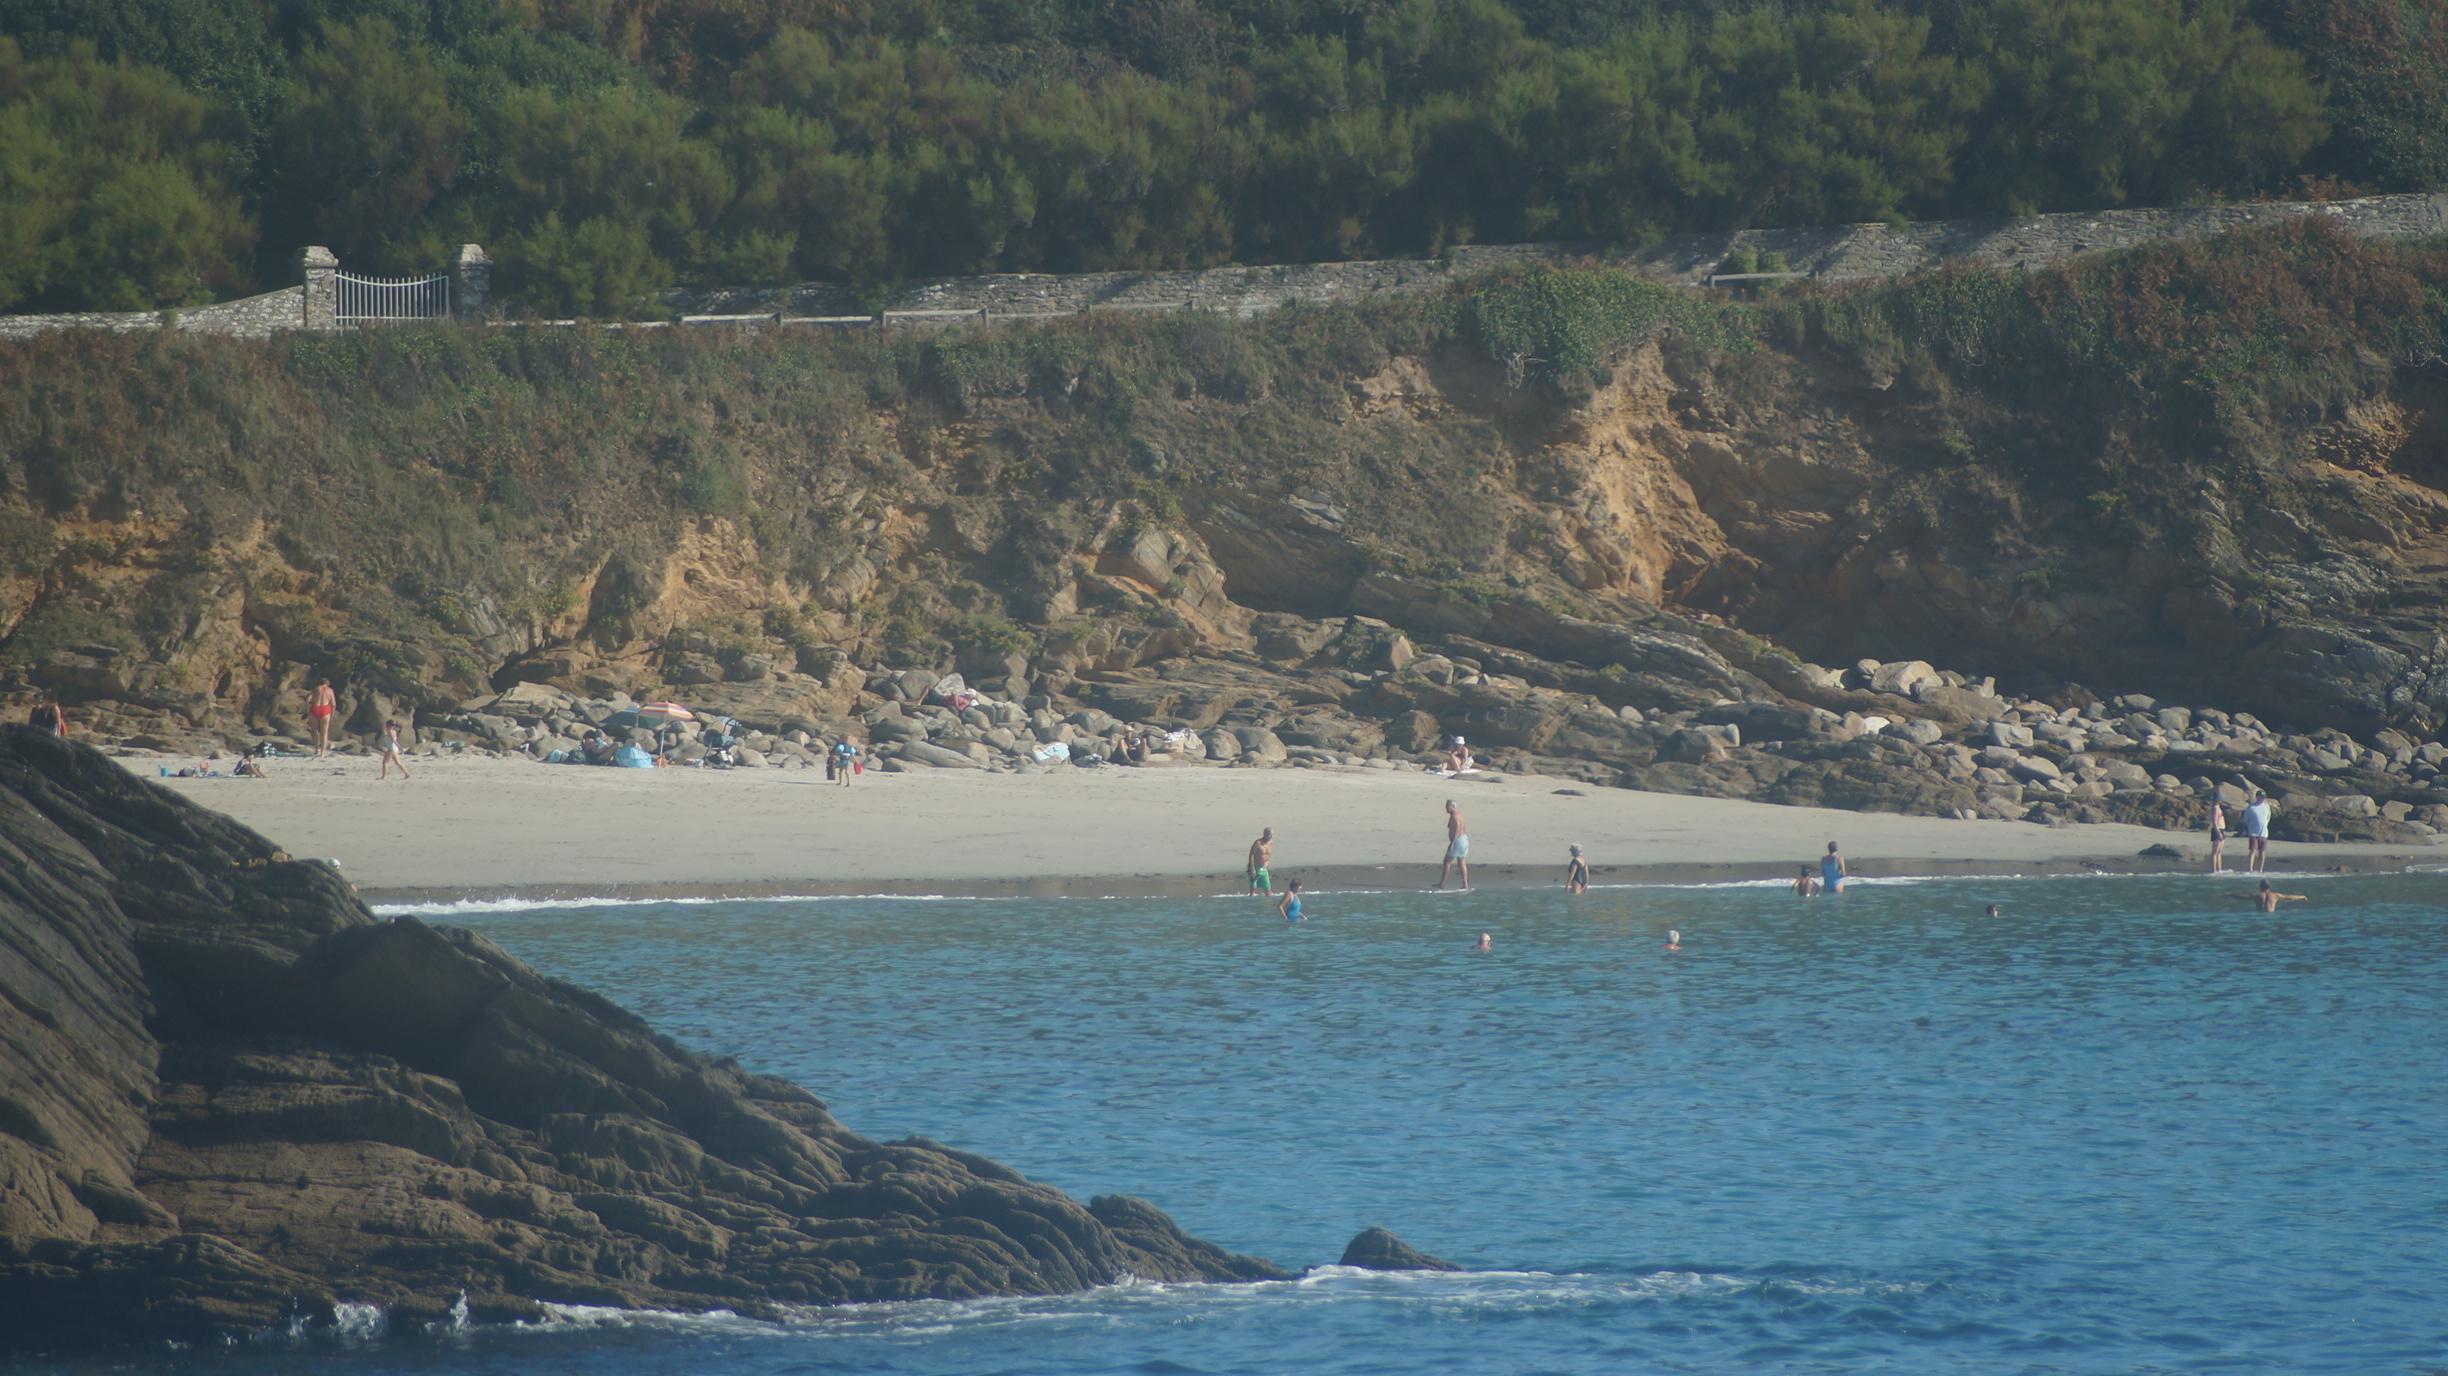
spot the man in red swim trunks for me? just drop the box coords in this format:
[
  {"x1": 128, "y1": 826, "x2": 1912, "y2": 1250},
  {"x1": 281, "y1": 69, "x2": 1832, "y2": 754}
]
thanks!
[{"x1": 308, "y1": 679, "x2": 336, "y2": 758}]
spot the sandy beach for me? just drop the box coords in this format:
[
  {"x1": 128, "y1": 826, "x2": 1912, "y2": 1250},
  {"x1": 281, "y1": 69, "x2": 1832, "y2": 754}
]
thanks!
[{"x1": 123, "y1": 752, "x2": 2434, "y2": 900}]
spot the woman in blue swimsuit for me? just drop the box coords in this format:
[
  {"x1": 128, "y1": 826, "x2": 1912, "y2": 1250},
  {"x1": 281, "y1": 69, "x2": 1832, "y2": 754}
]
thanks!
[
  {"x1": 1821, "y1": 841, "x2": 1847, "y2": 894},
  {"x1": 1278, "y1": 880, "x2": 1305, "y2": 922}
]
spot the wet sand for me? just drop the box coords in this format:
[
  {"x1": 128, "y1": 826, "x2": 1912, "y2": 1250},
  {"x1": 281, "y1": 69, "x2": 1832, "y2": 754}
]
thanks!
[{"x1": 123, "y1": 751, "x2": 2432, "y2": 901}]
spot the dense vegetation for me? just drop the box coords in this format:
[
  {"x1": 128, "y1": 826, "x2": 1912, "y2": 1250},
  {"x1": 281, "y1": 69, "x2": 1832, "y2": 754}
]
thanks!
[{"x1": 3, "y1": 0, "x2": 2444, "y2": 313}]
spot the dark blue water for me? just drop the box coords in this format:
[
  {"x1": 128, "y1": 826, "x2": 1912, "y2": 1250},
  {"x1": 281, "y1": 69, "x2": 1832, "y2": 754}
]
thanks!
[{"x1": 35, "y1": 875, "x2": 2448, "y2": 1373}]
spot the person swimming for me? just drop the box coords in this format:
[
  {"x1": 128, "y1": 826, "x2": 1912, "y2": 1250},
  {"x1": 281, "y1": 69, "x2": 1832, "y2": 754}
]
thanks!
[
  {"x1": 1794, "y1": 865, "x2": 1819, "y2": 897},
  {"x1": 2233, "y1": 879, "x2": 2306, "y2": 913},
  {"x1": 1278, "y1": 879, "x2": 1305, "y2": 922},
  {"x1": 1984, "y1": 903, "x2": 2001, "y2": 918},
  {"x1": 1665, "y1": 929, "x2": 1682, "y2": 951},
  {"x1": 1472, "y1": 931, "x2": 1491, "y2": 952}
]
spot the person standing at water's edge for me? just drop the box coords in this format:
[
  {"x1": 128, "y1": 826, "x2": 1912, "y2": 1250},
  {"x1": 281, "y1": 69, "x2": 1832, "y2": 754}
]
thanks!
[
  {"x1": 1435, "y1": 799, "x2": 1470, "y2": 890},
  {"x1": 1247, "y1": 827, "x2": 1275, "y2": 896},
  {"x1": 1565, "y1": 844, "x2": 1588, "y2": 895},
  {"x1": 307, "y1": 679, "x2": 337, "y2": 758},
  {"x1": 1821, "y1": 841, "x2": 1847, "y2": 894},
  {"x1": 2207, "y1": 800, "x2": 2228, "y2": 873},
  {"x1": 2242, "y1": 791, "x2": 2275, "y2": 872}
]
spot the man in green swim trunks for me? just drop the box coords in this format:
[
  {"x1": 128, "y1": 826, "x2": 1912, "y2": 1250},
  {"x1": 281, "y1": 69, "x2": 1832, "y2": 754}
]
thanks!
[{"x1": 1247, "y1": 827, "x2": 1275, "y2": 896}]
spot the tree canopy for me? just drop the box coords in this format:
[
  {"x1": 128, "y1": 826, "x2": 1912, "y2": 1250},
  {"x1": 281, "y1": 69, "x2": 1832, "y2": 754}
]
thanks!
[{"x1": 0, "y1": 0, "x2": 2434, "y2": 313}]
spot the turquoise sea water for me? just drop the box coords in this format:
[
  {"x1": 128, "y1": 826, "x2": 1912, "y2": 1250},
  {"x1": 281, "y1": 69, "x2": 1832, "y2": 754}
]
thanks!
[{"x1": 33, "y1": 874, "x2": 2448, "y2": 1374}]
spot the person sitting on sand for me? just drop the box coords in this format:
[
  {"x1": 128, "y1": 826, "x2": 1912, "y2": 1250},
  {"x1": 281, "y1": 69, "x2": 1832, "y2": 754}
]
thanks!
[
  {"x1": 1821, "y1": 841, "x2": 1847, "y2": 894},
  {"x1": 1794, "y1": 865, "x2": 1819, "y2": 897},
  {"x1": 307, "y1": 679, "x2": 337, "y2": 758},
  {"x1": 1435, "y1": 799, "x2": 1470, "y2": 890},
  {"x1": 376, "y1": 720, "x2": 412, "y2": 780},
  {"x1": 1441, "y1": 736, "x2": 1474, "y2": 774},
  {"x1": 580, "y1": 731, "x2": 617, "y2": 765},
  {"x1": 1565, "y1": 844, "x2": 1589, "y2": 895},
  {"x1": 1278, "y1": 879, "x2": 1305, "y2": 923},
  {"x1": 1247, "y1": 827, "x2": 1275, "y2": 896},
  {"x1": 2233, "y1": 879, "x2": 2307, "y2": 912},
  {"x1": 1473, "y1": 931, "x2": 1492, "y2": 952},
  {"x1": 234, "y1": 754, "x2": 267, "y2": 778}
]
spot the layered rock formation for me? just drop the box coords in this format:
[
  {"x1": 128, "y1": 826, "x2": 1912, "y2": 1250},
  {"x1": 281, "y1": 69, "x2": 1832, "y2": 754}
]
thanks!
[
  {"x1": 0, "y1": 727, "x2": 1285, "y2": 1353},
  {"x1": 3, "y1": 224, "x2": 2444, "y2": 839}
]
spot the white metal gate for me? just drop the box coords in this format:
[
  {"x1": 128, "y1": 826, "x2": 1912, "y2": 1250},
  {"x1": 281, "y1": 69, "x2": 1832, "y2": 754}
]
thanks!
[{"x1": 334, "y1": 270, "x2": 450, "y2": 322}]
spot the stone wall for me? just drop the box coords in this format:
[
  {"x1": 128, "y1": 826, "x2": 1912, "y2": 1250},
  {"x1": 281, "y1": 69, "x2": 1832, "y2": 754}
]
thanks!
[
  {"x1": 6, "y1": 194, "x2": 2444, "y2": 341},
  {"x1": 0, "y1": 286, "x2": 304, "y2": 342},
  {"x1": 666, "y1": 191, "x2": 2448, "y2": 322}
]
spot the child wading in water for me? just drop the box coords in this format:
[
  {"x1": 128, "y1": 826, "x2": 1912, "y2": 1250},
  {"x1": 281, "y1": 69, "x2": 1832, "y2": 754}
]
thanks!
[
  {"x1": 1565, "y1": 844, "x2": 1589, "y2": 895},
  {"x1": 1277, "y1": 880, "x2": 1305, "y2": 923}
]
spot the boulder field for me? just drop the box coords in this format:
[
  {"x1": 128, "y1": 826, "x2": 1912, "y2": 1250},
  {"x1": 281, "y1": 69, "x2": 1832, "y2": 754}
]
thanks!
[{"x1": 0, "y1": 727, "x2": 1438, "y2": 1353}]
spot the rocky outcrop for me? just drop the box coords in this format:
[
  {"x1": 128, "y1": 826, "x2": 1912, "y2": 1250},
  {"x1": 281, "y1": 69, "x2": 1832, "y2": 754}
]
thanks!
[
  {"x1": 1336, "y1": 1227, "x2": 1458, "y2": 1273},
  {"x1": 0, "y1": 727, "x2": 1288, "y2": 1352}
]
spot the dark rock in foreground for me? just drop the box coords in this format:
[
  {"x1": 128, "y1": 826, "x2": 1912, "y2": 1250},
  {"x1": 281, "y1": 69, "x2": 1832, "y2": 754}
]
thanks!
[
  {"x1": 0, "y1": 728, "x2": 1287, "y2": 1352},
  {"x1": 1336, "y1": 1227, "x2": 1459, "y2": 1272}
]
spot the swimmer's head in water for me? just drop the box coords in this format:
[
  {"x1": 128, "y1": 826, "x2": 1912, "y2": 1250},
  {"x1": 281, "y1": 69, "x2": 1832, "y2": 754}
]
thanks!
[
  {"x1": 1827, "y1": 841, "x2": 1840, "y2": 853},
  {"x1": 1287, "y1": 879, "x2": 1303, "y2": 893},
  {"x1": 1985, "y1": 904, "x2": 2001, "y2": 918},
  {"x1": 1570, "y1": 844, "x2": 1582, "y2": 857},
  {"x1": 2260, "y1": 879, "x2": 2272, "y2": 891}
]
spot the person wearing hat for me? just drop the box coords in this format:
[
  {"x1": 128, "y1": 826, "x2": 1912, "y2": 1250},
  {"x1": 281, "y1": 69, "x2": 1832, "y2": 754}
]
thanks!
[{"x1": 1442, "y1": 735, "x2": 1474, "y2": 774}]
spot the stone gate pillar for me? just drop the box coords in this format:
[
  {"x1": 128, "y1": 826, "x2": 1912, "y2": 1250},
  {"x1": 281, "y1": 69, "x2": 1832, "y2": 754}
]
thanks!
[
  {"x1": 300, "y1": 246, "x2": 339, "y2": 329},
  {"x1": 452, "y1": 244, "x2": 492, "y2": 319}
]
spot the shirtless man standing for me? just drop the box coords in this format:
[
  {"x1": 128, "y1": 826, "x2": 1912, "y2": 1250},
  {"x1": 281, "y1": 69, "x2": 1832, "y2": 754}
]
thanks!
[
  {"x1": 1247, "y1": 827, "x2": 1275, "y2": 897},
  {"x1": 307, "y1": 680, "x2": 337, "y2": 758},
  {"x1": 1435, "y1": 799, "x2": 1470, "y2": 890}
]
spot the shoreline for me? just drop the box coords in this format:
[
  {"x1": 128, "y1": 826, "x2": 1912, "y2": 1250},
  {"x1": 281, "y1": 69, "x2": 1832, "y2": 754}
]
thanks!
[
  {"x1": 356, "y1": 850, "x2": 2428, "y2": 907},
  {"x1": 120, "y1": 750, "x2": 2435, "y2": 905}
]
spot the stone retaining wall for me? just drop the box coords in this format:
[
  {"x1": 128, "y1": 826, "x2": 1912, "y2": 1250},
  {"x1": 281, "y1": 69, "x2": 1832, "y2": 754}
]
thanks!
[
  {"x1": 7, "y1": 195, "x2": 2444, "y2": 341},
  {"x1": 666, "y1": 192, "x2": 2448, "y2": 322},
  {"x1": 0, "y1": 286, "x2": 304, "y2": 342}
]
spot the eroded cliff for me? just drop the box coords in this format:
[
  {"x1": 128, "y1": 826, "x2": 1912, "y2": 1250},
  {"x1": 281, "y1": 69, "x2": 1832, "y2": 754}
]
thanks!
[{"x1": 2, "y1": 221, "x2": 2445, "y2": 832}]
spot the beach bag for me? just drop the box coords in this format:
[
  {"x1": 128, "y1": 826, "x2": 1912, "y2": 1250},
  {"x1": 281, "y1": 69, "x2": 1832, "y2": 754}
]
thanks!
[{"x1": 614, "y1": 745, "x2": 656, "y2": 769}]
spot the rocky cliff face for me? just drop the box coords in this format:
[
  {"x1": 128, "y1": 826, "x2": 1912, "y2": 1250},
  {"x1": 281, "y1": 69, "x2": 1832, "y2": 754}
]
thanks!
[
  {"x1": 0, "y1": 727, "x2": 1284, "y2": 1352},
  {"x1": 2, "y1": 225, "x2": 2443, "y2": 835}
]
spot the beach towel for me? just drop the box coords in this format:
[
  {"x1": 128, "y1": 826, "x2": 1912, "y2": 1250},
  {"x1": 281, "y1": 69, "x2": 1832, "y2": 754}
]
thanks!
[
  {"x1": 1031, "y1": 741, "x2": 1072, "y2": 764},
  {"x1": 613, "y1": 746, "x2": 656, "y2": 769}
]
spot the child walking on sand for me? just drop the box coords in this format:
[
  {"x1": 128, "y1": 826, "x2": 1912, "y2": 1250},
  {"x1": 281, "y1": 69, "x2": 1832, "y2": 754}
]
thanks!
[{"x1": 376, "y1": 721, "x2": 412, "y2": 780}]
